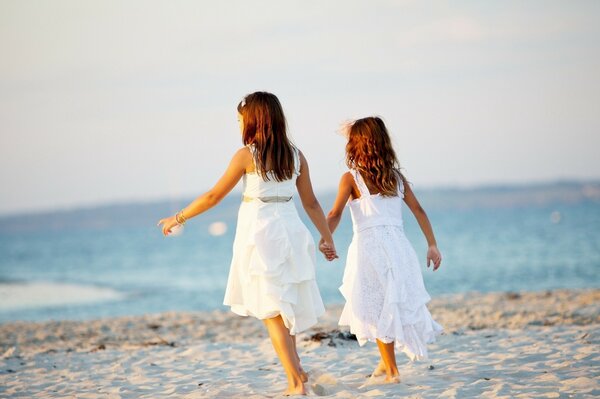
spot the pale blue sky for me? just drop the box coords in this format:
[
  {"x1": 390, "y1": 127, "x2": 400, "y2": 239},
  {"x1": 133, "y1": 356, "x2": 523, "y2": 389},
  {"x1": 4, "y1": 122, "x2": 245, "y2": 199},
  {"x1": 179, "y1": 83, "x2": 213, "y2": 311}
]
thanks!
[{"x1": 1, "y1": 1, "x2": 599, "y2": 214}]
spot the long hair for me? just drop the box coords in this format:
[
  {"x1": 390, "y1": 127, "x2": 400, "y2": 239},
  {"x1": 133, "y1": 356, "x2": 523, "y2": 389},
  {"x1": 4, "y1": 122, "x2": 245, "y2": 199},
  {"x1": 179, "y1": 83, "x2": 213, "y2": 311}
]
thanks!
[
  {"x1": 345, "y1": 116, "x2": 404, "y2": 197},
  {"x1": 237, "y1": 92, "x2": 295, "y2": 181}
]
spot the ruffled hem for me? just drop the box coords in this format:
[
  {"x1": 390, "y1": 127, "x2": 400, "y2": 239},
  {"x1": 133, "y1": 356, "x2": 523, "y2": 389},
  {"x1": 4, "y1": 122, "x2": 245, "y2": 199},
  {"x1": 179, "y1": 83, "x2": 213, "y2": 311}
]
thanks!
[
  {"x1": 338, "y1": 225, "x2": 443, "y2": 361},
  {"x1": 339, "y1": 303, "x2": 443, "y2": 361},
  {"x1": 226, "y1": 278, "x2": 325, "y2": 335},
  {"x1": 224, "y1": 201, "x2": 325, "y2": 335}
]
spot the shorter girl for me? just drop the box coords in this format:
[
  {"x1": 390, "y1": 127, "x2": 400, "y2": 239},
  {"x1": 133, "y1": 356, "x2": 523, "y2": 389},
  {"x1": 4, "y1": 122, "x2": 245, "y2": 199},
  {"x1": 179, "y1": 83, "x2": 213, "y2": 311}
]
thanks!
[{"x1": 324, "y1": 116, "x2": 443, "y2": 383}]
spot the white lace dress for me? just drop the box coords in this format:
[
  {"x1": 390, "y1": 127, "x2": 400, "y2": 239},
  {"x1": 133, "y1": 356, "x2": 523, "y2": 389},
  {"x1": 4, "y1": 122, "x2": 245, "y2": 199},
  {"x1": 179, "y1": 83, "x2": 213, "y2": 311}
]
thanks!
[
  {"x1": 223, "y1": 146, "x2": 325, "y2": 335},
  {"x1": 338, "y1": 170, "x2": 443, "y2": 360}
]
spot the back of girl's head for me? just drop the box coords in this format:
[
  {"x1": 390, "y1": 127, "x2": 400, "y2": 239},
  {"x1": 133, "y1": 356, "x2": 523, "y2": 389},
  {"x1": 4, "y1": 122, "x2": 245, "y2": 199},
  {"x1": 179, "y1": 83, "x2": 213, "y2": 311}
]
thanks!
[
  {"x1": 237, "y1": 91, "x2": 295, "y2": 182},
  {"x1": 345, "y1": 116, "x2": 403, "y2": 196}
]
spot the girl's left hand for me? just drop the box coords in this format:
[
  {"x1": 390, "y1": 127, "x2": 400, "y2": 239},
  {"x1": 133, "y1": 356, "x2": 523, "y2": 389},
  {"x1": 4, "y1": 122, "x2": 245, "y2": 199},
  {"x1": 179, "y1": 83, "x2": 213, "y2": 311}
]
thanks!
[
  {"x1": 157, "y1": 216, "x2": 178, "y2": 236},
  {"x1": 427, "y1": 245, "x2": 442, "y2": 271},
  {"x1": 318, "y1": 238, "x2": 339, "y2": 261}
]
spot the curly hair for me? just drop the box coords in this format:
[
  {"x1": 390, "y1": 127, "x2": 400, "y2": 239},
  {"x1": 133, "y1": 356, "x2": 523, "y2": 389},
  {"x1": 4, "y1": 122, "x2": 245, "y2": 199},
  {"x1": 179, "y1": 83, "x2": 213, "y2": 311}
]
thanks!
[
  {"x1": 345, "y1": 116, "x2": 404, "y2": 197},
  {"x1": 237, "y1": 92, "x2": 296, "y2": 182}
]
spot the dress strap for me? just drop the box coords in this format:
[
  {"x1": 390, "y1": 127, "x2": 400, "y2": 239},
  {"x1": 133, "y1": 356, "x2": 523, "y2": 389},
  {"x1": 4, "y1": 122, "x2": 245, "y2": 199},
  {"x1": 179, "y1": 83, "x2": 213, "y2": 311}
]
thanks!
[
  {"x1": 351, "y1": 169, "x2": 371, "y2": 197},
  {"x1": 395, "y1": 170, "x2": 405, "y2": 198},
  {"x1": 246, "y1": 144, "x2": 258, "y2": 171},
  {"x1": 292, "y1": 146, "x2": 301, "y2": 175}
]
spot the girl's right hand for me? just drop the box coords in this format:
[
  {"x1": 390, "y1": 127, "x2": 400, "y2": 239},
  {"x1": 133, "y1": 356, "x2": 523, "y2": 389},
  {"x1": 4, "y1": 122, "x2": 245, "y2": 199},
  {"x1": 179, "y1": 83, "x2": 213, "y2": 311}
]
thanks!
[
  {"x1": 318, "y1": 239, "x2": 338, "y2": 261},
  {"x1": 157, "y1": 216, "x2": 178, "y2": 236}
]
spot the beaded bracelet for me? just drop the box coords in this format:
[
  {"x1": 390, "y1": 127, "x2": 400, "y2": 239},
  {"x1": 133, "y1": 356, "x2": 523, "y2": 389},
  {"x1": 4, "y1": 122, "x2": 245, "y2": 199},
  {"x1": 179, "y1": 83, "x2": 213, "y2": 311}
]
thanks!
[{"x1": 175, "y1": 211, "x2": 187, "y2": 226}]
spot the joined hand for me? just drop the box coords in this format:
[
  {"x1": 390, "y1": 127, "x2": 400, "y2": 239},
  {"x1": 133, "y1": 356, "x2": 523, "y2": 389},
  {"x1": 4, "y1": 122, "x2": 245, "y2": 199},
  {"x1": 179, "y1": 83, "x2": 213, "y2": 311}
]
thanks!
[{"x1": 318, "y1": 239, "x2": 339, "y2": 261}]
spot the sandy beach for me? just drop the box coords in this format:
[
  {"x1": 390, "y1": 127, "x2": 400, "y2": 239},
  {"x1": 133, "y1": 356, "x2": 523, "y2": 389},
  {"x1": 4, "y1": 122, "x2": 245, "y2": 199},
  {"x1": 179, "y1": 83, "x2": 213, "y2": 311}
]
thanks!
[{"x1": 1, "y1": 289, "x2": 598, "y2": 398}]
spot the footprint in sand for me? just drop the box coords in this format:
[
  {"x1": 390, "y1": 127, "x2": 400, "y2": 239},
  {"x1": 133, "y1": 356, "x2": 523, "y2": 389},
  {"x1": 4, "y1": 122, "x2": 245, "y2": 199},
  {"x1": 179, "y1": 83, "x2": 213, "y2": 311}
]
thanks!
[
  {"x1": 311, "y1": 383, "x2": 328, "y2": 396},
  {"x1": 358, "y1": 375, "x2": 386, "y2": 389},
  {"x1": 308, "y1": 369, "x2": 342, "y2": 396}
]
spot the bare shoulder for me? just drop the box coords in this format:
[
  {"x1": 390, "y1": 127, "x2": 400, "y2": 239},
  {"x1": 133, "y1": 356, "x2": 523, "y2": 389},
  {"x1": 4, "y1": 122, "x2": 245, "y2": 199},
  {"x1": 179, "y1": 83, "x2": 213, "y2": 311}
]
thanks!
[
  {"x1": 231, "y1": 146, "x2": 252, "y2": 162},
  {"x1": 341, "y1": 171, "x2": 354, "y2": 184},
  {"x1": 231, "y1": 146, "x2": 253, "y2": 169},
  {"x1": 297, "y1": 148, "x2": 306, "y2": 161},
  {"x1": 233, "y1": 146, "x2": 252, "y2": 158},
  {"x1": 341, "y1": 171, "x2": 358, "y2": 194},
  {"x1": 339, "y1": 171, "x2": 360, "y2": 200}
]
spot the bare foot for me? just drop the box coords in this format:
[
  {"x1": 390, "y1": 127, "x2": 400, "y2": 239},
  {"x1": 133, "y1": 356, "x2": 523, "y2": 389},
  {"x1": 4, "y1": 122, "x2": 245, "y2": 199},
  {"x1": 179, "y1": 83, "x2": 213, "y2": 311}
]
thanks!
[
  {"x1": 370, "y1": 361, "x2": 386, "y2": 377},
  {"x1": 298, "y1": 364, "x2": 308, "y2": 382},
  {"x1": 283, "y1": 382, "x2": 307, "y2": 396},
  {"x1": 299, "y1": 369, "x2": 308, "y2": 383},
  {"x1": 384, "y1": 374, "x2": 401, "y2": 384}
]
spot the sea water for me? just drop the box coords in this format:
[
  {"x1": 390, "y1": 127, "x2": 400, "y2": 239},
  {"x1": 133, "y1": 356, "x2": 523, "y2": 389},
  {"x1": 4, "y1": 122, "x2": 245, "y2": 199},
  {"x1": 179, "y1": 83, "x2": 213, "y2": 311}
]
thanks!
[{"x1": 1, "y1": 183, "x2": 599, "y2": 322}]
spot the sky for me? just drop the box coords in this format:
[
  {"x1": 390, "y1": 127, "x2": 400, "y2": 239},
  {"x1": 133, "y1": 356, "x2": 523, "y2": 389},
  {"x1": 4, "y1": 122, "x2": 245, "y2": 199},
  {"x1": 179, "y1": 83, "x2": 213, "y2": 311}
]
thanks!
[{"x1": 1, "y1": 1, "x2": 599, "y2": 215}]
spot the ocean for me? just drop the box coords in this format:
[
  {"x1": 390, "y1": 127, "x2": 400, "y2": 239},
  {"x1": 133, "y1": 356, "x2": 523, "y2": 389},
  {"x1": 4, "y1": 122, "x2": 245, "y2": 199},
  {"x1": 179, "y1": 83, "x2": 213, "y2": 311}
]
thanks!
[{"x1": 1, "y1": 182, "x2": 599, "y2": 323}]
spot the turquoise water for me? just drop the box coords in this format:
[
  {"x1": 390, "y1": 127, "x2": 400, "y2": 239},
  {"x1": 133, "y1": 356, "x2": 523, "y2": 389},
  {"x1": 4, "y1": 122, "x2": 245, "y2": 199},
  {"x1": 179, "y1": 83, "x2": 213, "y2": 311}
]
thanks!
[{"x1": 1, "y1": 183, "x2": 599, "y2": 322}]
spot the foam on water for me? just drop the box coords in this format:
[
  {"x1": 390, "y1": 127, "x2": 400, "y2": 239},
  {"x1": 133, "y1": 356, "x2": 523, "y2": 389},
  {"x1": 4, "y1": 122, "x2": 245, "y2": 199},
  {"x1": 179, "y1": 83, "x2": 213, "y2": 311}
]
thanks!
[{"x1": 0, "y1": 282, "x2": 124, "y2": 311}]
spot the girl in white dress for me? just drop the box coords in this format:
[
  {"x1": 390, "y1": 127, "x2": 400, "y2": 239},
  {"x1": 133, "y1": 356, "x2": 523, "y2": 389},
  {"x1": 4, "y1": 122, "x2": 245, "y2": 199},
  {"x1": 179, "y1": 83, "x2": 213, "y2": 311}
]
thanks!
[
  {"x1": 323, "y1": 116, "x2": 443, "y2": 383},
  {"x1": 158, "y1": 92, "x2": 337, "y2": 396}
]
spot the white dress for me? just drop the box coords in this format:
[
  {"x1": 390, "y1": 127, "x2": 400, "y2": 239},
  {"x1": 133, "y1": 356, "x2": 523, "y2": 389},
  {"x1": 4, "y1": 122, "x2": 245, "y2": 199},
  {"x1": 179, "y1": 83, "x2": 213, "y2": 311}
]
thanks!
[
  {"x1": 338, "y1": 169, "x2": 443, "y2": 361},
  {"x1": 223, "y1": 146, "x2": 325, "y2": 335}
]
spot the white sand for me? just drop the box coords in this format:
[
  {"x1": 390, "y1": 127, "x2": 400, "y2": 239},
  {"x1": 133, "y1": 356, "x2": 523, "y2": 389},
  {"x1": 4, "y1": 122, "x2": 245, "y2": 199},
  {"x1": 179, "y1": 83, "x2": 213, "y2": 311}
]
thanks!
[{"x1": 1, "y1": 289, "x2": 598, "y2": 398}]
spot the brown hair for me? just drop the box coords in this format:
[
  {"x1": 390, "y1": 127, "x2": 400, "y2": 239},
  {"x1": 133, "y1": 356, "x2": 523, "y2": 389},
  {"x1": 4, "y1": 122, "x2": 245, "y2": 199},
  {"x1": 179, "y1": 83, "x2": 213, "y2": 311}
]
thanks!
[
  {"x1": 345, "y1": 116, "x2": 404, "y2": 197},
  {"x1": 237, "y1": 92, "x2": 296, "y2": 182}
]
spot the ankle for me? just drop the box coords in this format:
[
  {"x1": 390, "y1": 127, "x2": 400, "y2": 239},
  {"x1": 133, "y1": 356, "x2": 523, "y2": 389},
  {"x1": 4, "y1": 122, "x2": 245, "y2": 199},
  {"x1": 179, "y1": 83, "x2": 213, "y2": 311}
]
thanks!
[
  {"x1": 386, "y1": 366, "x2": 399, "y2": 377},
  {"x1": 288, "y1": 374, "x2": 304, "y2": 387},
  {"x1": 388, "y1": 370, "x2": 399, "y2": 378}
]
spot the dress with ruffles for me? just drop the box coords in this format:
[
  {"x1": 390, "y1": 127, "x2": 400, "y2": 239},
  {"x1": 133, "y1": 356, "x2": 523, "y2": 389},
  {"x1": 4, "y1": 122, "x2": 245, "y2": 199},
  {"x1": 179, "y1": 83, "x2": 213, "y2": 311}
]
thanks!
[
  {"x1": 338, "y1": 169, "x2": 443, "y2": 361},
  {"x1": 223, "y1": 146, "x2": 325, "y2": 335}
]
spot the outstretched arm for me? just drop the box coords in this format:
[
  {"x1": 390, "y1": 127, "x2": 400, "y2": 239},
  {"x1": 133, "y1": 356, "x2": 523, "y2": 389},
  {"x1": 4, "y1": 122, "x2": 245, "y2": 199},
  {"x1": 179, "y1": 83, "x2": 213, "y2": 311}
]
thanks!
[
  {"x1": 296, "y1": 151, "x2": 338, "y2": 260},
  {"x1": 157, "y1": 147, "x2": 251, "y2": 236},
  {"x1": 402, "y1": 180, "x2": 442, "y2": 270}
]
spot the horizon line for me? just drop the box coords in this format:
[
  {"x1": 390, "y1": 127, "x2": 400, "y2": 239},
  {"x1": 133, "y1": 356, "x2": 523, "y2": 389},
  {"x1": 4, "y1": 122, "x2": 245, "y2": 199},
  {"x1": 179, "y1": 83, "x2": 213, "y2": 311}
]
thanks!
[{"x1": 1, "y1": 177, "x2": 599, "y2": 219}]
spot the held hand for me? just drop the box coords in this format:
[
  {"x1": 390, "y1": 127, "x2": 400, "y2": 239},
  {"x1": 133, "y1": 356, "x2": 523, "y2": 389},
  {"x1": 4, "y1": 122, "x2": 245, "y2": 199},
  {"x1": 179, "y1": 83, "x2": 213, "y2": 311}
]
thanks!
[
  {"x1": 427, "y1": 245, "x2": 442, "y2": 271},
  {"x1": 318, "y1": 238, "x2": 339, "y2": 261},
  {"x1": 157, "y1": 216, "x2": 179, "y2": 236}
]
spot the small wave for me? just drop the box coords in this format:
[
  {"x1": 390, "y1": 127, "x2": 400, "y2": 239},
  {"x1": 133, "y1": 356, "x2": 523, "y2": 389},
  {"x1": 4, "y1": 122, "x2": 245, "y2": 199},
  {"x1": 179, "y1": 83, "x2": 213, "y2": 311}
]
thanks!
[{"x1": 0, "y1": 281, "x2": 124, "y2": 311}]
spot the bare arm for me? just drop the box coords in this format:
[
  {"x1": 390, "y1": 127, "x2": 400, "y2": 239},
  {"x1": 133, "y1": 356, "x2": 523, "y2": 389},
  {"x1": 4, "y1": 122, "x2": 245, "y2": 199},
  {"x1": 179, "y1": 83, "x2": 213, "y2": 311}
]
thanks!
[
  {"x1": 158, "y1": 147, "x2": 251, "y2": 235},
  {"x1": 295, "y1": 151, "x2": 337, "y2": 259},
  {"x1": 325, "y1": 172, "x2": 354, "y2": 234},
  {"x1": 402, "y1": 179, "x2": 442, "y2": 270}
]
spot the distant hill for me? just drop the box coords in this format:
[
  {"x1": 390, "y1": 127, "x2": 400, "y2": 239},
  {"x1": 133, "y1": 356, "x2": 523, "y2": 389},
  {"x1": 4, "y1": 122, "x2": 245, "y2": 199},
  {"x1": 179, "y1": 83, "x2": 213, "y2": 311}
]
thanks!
[
  {"x1": 0, "y1": 181, "x2": 598, "y2": 233},
  {"x1": 414, "y1": 180, "x2": 600, "y2": 209}
]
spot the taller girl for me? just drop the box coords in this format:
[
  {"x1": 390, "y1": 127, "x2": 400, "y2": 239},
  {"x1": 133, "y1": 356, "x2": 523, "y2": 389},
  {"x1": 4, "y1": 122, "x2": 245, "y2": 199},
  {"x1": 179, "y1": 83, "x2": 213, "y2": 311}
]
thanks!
[
  {"x1": 159, "y1": 92, "x2": 336, "y2": 395},
  {"x1": 324, "y1": 116, "x2": 443, "y2": 383}
]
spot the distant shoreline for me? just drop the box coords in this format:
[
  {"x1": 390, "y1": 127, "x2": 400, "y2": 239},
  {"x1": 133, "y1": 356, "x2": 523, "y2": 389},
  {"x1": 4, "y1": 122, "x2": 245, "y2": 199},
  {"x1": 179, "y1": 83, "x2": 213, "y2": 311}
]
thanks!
[
  {"x1": 1, "y1": 179, "x2": 599, "y2": 226},
  {"x1": 2, "y1": 178, "x2": 600, "y2": 219}
]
